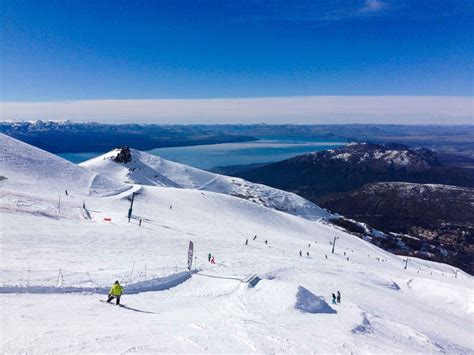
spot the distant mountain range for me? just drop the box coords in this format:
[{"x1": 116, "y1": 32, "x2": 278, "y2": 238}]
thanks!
[
  {"x1": 237, "y1": 142, "x2": 474, "y2": 273},
  {"x1": 238, "y1": 142, "x2": 474, "y2": 199},
  {"x1": 2, "y1": 121, "x2": 474, "y2": 161},
  {"x1": 0, "y1": 120, "x2": 257, "y2": 153}
]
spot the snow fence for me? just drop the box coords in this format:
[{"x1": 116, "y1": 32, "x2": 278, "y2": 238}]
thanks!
[{"x1": 0, "y1": 266, "x2": 195, "y2": 294}]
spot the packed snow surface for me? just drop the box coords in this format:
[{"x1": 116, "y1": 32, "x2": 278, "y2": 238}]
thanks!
[
  {"x1": 0, "y1": 134, "x2": 129, "y2": 197},
  {"x1": 1, "y1": 136, "x2": 473, "y2": 354},
  {"x1": 80, "y1": 148, "x2": 330, "y2": 219}
]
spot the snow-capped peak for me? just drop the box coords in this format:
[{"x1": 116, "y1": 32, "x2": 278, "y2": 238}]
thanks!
[{"x1": 80, "y1": 146, "x2": 331, "y2": 219}]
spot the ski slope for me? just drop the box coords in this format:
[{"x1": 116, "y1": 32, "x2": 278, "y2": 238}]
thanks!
[
  {"x1": 1, "y1": 136, "x2": 473, "y2": 354},
  {"x1": 80, "y1": 148, "x2": 330, "y2": 219},
  {"x1": 0, "y1": 134, "x2": 130, "y2": 197}
]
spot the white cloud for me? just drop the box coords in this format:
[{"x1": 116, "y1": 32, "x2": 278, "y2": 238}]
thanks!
[
  {"x1": 1, "y1": 96, "x2": 472, "y2": 125},
  {"x1": 361, "y1": 0, "x2": 386, "y2": 13}
]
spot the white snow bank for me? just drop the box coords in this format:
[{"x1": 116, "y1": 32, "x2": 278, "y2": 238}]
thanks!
[{"x1": 0, "y1": 270, "x2": 193, "y2": 294}]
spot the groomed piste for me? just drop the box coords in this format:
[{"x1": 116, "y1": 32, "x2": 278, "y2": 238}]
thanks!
[{"x1": 1, "y1": 133, "x2": 473, "y2": 354}]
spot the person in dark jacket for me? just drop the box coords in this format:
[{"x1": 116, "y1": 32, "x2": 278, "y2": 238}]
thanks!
[
  {"x1": 331, "y1": 293, "x2": 337, "y2": 305},
  {"x1": 337, "y1": 291, "x2": 341, "y2": 303}
]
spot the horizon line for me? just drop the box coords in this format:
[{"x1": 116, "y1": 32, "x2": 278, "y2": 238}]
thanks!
[{"x1": 1, "y1": 95, "x2": 472, "y2": 125}]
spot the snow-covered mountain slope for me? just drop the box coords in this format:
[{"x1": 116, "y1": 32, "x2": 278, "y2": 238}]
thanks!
[
  {"x1": 0, "y1": 133, "x2": 130, "y2": 197},
  {"x1": 1, "y1": 137, "x2": 473, "y2": 354},
  {"x1": 80, "y1": 147, "x2": 330, "y2": 219}
]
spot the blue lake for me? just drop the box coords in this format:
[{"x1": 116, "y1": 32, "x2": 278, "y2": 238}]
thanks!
[{"x1": 59, "y1": 137, "x2": 347, "y2": 170}]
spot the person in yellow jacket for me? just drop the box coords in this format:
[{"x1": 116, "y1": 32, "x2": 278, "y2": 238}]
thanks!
[{"x1": 106, "y1": 280, "x2": 124, "y2": 305}]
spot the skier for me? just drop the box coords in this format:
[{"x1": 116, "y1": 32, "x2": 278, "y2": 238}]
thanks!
[
  {"x1": 208, "y1": 252, "x2": 212, "y2": 262},
  {"x1": 299, "y1": 250, "x2": 302, "y2": 257},
  {"x1": 337, "y1": 291, "x2": 341, "y2": 303},
  {"x1": 308, "y1": 243, "x2": 311, "y2": 248},
  {"x1": 82, "y1": 200, "x2": 86, "y2": 209},
  {"x1": 245, "y1": 239, "x2": 248, "y2": 245},
  {"x1": 325, "y1": 254, "x2": 328, "y2": 259},
  {"x1": 210, "y1": 256, "x2": 216, "y2": 264},
  {"x1": 253, "y1": 235, "x2": 257, "y2": 241},
  {"x1": 65, "y1": 190, "x2": 68, "y2": 196},
  {"x1": 306, "y1": 251, "x2": 310, "y2": 257},
  {"x1": 107, "y1": 280, "x2": 124, "y2": 305},
  {"x1": 139, "y1": 219, "x2": 142, "y2": 227},
  {"x1": 331, "y1": 293, "x2": 337, "y2": 305},
  {"x1": 265, "y1": 240, "x2": 268, "y2": 245},
  {"x1": 170, "y1": 205, "x2": 172, "y2": 210}
]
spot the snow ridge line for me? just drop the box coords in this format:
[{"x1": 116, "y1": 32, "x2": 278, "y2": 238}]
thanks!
[{"x1": 0, "y1": 270, "x2": 196, "y2": 294}]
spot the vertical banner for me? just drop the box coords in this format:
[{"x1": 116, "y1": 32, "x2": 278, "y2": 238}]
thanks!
[
  {"x1": 128, "y1": 192, "x2": 136, "y2": 222},
  {"x1": 187, "y1": 241, "x2": 194, "y2": 270}
]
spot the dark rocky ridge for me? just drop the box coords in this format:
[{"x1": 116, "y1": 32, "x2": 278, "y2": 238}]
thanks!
[
  {"x1": 238, "y1": 142, "x2": 474, "y2": 200},
  {"x1": 320, "y1": 182, "x2": 474, "y2": 274},
  {"x1": 112, "y1": 146, "x2": 132, "y2": 163}
]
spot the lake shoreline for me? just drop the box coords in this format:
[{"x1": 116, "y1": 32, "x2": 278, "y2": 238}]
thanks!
[{"x1": 58, "y1": 137, "x2": 347, "y2": 169}]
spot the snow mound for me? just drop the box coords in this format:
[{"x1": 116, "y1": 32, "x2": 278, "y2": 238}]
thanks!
[
  {"x1": 81, "y1": 147, "x2": 330, "y2": 219},
  {"x1": 0, "y1": 134, "x2": 130, "y2": 197},
  {"x1": 0, "y1": 270, "x2": 193, "y2": 295},
  {"x1": 295, "y1": 286, "x2": 336, "y2": 314}
]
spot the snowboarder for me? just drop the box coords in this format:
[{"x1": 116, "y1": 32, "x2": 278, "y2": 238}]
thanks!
[
  {"x1": 332, "y1": 293, "x2": 337, "y2": 305},
  {"x1": 210, "y1": 256, "x2": 216, "y2": 264},
  {"x1": 107, "y1": 280, "x2": 124, "y2": 305},
  {"x1": 208, "y1": 252, "x2": 212, "y2": 262},
  {"x1": 245, "y1": 239, "x2": 248, "y2": 245},
  {"x1": 299, "y1": 250, "x2": 302, "y2": 257},
  {"x1": 253, "y1": 235, "x2": 257, "y2": 241},
  {"x1": 337, "y1": 291, "x2": 341, "y2": 303},
  {"x1": 139, "y1": 219, "x2": 142, "y2": 227}
]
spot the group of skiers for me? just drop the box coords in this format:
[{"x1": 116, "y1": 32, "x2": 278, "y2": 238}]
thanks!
[
  {"x1": 299, "y1": 250, "x2": 310, "y2": 257},
  {"x1": 331, "y1": 291, "x2": 341, "y2": 305},
  {"x1": 245, "y1": 235, "x2": 268, "y2": 246},
  {"x1": 208, "y1": 252, "x2": 215, "y2": 264}
]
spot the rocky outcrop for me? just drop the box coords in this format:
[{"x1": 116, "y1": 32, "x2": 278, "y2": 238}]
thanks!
[{"x1": 112, "y1": 146, "x2": 132, "y2": 163}]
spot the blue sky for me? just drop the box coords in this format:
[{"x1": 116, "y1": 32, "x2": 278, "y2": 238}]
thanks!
[{"x1": 1, "y1": 0, "x2": 473, "y2": 123}]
